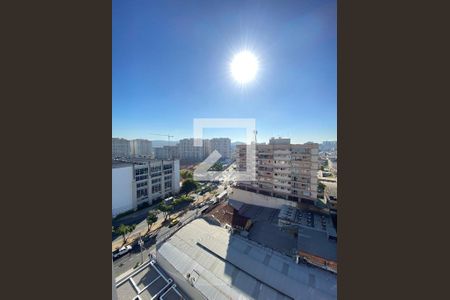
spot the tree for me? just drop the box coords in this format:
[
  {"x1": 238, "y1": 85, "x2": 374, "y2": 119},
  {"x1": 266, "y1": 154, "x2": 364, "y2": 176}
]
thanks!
[
  {"x1": 114, "y1": 224, "x2": 136, "y2": 244},
  {"x1": 180, "y1": 169, "x2": 193, "y2": 180},
  {"x1": 146, "y1": 212, "x2": 158, "y2": 233},
  {"x1": 180, "y1": 178, "x2": 199, "y2": 194},
  {"x1": 158, "y1": 203, "x2": 173, "y2": 221}
]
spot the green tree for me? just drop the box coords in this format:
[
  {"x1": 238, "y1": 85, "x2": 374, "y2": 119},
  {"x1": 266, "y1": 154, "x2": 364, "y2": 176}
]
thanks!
[
  {"x1": 180, "y1": 170, "x2": 193, "y2": 180},
  {"x1": 158, "y1": 203, "x2": 173, "y2": 221},
  {"x1": 114, "y1": 224, "x2": 136, "y2": 244},
  {"x1": 146, "y1": 212, "x2": 158, "y2": 233},
  {"x1": 180, "y1": 178, "x2": 199, "y2": 194}
]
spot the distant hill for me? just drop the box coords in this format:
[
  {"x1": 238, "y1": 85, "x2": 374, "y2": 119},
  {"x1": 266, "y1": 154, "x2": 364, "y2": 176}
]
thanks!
[{"x1": 151, "y1": 140, "x2": 179, "y2": 148}]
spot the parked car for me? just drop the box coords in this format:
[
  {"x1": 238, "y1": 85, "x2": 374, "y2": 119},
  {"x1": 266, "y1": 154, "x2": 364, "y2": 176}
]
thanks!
[{"x1": 112, "y1": 245, "x2": 132, "y2": 259}]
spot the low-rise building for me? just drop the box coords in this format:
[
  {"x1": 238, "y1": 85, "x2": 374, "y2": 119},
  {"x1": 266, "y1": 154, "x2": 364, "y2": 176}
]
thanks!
[{"x1": 278, "y1": 205, "x2": 337, "y2": 273}]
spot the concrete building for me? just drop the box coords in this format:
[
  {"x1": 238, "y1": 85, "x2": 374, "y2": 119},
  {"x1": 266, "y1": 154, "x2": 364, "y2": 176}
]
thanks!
[
  {"x1": 236, "y1": 138, "x2": 319, "y2": 205},
  {"x1": 130, "y1": 139, "x2": 152, "y2": 157},
  {"x1": 112, "y1": 138, "x2": 131, "y2": 157},
  {"x1": 178, "y1": 138, "x2": 206, "y2": 163},
  {"x1": 278, "y1": 205, "x2": 337, "y2": 273},
  {"x1": 154, "y1": 145, "x2": 180, "y2": 160},
  {"x1": 112, "y1": 159, "x2": 180, "y2": 217},
  {"x1": 157, "y1": 218, "x2": 337, "y2": 300},
  {"x1": 115, "y1": 259, "x2": 186, "y2": 300},
  {"x1": 210, "y1": 138, "x2": 232, "y2": 159}
]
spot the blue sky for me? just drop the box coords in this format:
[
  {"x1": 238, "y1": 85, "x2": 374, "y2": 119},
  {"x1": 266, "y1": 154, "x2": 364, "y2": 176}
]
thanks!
[{"x1": 113, "y1": 0, "x2": 336, "y2": 144}]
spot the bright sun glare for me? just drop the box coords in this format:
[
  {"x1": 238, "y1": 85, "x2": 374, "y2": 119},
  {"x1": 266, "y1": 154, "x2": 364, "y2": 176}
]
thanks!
[{"x1": 230, "y1": 51, "x2": 259, "y2": 84}]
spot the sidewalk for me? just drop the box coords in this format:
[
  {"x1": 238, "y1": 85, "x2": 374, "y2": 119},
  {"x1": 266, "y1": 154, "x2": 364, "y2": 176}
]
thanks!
[{"x1": 112, "y1": 211, "x2": 184, "y2": 251}]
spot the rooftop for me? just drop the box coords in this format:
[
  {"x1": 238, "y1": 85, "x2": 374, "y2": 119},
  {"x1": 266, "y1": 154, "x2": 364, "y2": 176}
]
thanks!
[
  {"x1": 157, "y1": 218, "x2": 337, "y2": 300},
  {"x1": 115, "y1": 260, "x2": 185, "y2": 300},
  {"x1": 112, "y1": 160, "x2": 133, "y2": 169},
  {"x1": 206, "y1": 202, "x2": 250, "y2": 229},
  {"x1": 297, "y1": 227, "x2": 337, "y2": 262}
]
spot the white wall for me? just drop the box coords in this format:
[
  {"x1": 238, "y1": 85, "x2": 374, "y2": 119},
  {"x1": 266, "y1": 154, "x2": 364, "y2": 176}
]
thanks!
[
  {"x1": 112, "y1": 166, "x2": 134, "y2": 216},
  {"x1": 172, "y1": 160, "x2": 180, "y2": 193},
  {"x1": 229, "y1": 188, "x2": 297, "y2": 209}
]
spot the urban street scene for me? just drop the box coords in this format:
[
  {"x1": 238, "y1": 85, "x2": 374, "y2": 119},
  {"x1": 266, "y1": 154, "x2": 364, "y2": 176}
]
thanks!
[{"x1": 113, "y1": 1, "x2": 337, "y2": 299}]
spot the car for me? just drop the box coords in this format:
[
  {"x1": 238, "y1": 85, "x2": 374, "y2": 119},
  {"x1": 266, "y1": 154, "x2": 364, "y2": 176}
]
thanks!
[
  {"x1": 112, "y1": 245, "x2": 132, "y2": 259},
  {"x1": 169, "y1": 218, "x2": 180, "y2": 227}
]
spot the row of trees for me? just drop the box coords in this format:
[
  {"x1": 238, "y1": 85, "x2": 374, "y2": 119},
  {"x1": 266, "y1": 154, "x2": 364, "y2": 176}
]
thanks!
[
  {"x1": 112, "y1": 194, "x2": 195, "y2": 245},
  {"x1": 112, "y1": 175, "x2": 200, "y2": 246}
]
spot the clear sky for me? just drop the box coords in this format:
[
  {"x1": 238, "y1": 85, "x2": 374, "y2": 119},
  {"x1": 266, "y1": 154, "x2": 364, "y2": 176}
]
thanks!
[{"x1": 113, "y1": 0, "x2": 336, "y2": 144}]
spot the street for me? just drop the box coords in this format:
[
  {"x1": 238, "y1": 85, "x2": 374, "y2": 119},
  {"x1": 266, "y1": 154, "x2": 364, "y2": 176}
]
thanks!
[
  {"x1": 113, "y1": 162, "x2": 237, "y2": 278},
  {"x1": 113, "y1": 208, "x2": 199, "y2": 277}
]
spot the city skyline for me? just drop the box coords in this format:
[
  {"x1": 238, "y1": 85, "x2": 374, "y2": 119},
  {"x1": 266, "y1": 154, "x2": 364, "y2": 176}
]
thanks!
[{"x1": 113, "y1": 0, "x2": 337, "y2": 144}]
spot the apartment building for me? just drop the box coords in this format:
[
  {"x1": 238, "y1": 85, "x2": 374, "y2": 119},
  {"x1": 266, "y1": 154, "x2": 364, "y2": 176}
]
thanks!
[
  {"x1": 112, "y1": 159, "x2": 180, "y2": 216},
  {"x1": 178, "y1": 138, "x2": 206, "y2": 163},
  {"x1": 112, "y1": 138, "x2": 130, "y2": 157},
  {"x1": 236, "y1": 137, "x2": 319, "y2": 204},
  {"x1": 154, "y1": 145, "x2": 180, "y2": 160},
  {"x1": 210, "y1": 138, "x2": 232, "y2": 159},
  {"x1": 129, "y1": 139, "x2": 152, "y2": 157}
]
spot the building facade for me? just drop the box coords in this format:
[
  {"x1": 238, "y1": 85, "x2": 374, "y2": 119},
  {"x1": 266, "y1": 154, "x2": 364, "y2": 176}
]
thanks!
[
  {"x1": 129, "y1": 139, "x2": 152, "y2": 157},
  {"x1": 210, "y1": 138, "x2": 232, "y2": 159},
  {"x1": 112, "y1": 138, "x2": 130, "y2": 157},
  {"x1": 154, "y1": 145, "x2": 180, "y2": 160},
  {"x1": 236, "y1": 138, "x2": 319, "y2": 204},
  {"x1": 112, "y1": 159, "x2": 180, "y2": 217},
  {"x1": 178, "y1": 138, "x2": 206, "y2": 163}
]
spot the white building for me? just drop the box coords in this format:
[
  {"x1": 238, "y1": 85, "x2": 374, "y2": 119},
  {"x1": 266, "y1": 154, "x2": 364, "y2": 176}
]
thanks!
[
  {"x1": 210, "y1": 138, "x2": 231, "y2": 159},
  {"x1": 129, "y1": 139, "x2": 152, "y2": 157},
  {"x1": 178, "y1": 138, "x2": 205, "y2": 163},
  {"x1": 112, "y1": 138, "x2": 130, "y2": 157},
  {"x1": 112, "y1": 159, "x2": 180, "y2": 217},
  {"x1": 154, "y1": 145, "x2": 180, "y2": 160}
]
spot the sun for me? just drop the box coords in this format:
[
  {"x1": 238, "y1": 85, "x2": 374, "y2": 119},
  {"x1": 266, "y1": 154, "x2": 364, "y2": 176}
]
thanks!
[{"x1": 230, "y1": 51, "x2": 259, "y2": 84}]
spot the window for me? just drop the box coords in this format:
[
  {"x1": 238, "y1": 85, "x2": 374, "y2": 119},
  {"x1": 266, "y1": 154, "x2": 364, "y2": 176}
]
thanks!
[
  {"x1": 137, "y1": 188, "x2": 148, "y2": 198},
  {"x1": 165, "y1": 181, "x2": 172, "y2": 189},
  {"x1": 152, "y1": 184, "x2": 161, "y2": 194},
  {"x1": 151, "y1": 178, "x2": 161, "y2": 184},
  {"x1": 164, "y1": 175, "x2": 171, "y2": 181},
  {"x1": 137, "y1": 182, "x2": 148, "y2": 188},
  {"x1": 135, "y1": 168, "x2": 148, "y2": 176},
  {"x1": 136, "y1": 175, "x2": 148, "y2": 181},
  {"x1": 163, "y1": 164, "x2": 172, "y2": 170},
  {"x1": 150, "y1": 166, "x2": 161, "y2": 172}
]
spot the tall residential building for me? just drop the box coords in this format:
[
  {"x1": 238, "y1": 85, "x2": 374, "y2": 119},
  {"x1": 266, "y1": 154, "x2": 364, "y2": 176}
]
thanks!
[
  {"x1": 236, "y1": 137, "x2": 319, "y2": 204},
  {"x1": 154, "y1": 145, "x2": 180, "y2": 160},
  {"x1": 178, "y1": 138, "x2": 206, "y2": 163},
  {"x1": 210, "y1": 138, "x2": 232, "y2": 159},
  {"x1": 112, "y1": 159, "x2": 180, "y2": 216},
  {"x1": 129, "y1": 139, "x2": 152, "y2": 157},
  {"x1": 112, "y1": 138, "x2": 130, "y2": 157}
]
